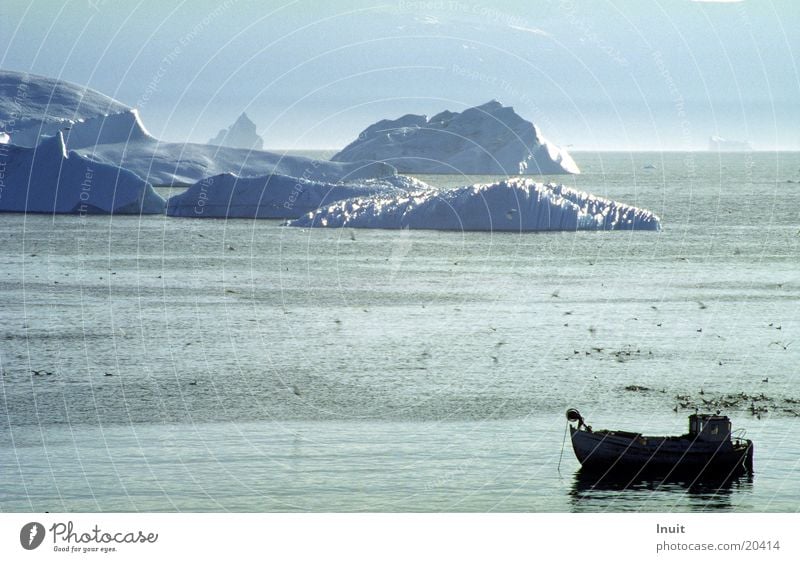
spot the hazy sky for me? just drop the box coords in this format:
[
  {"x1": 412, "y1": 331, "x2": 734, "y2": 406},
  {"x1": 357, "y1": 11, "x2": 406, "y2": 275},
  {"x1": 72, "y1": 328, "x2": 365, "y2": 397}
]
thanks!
[{"x1": 1, "y1": 0, "x2": 798, "y2": 149}]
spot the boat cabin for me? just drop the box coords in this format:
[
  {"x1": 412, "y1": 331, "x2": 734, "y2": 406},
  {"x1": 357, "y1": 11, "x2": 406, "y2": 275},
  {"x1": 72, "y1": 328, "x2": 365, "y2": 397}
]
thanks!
[{"x1": 688, "y1": 414, "x2": 731, "y2": 442}]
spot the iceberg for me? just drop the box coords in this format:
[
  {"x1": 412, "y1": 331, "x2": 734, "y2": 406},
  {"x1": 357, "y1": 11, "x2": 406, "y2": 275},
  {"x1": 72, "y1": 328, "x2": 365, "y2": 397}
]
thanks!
[
  {"x1": 708, "y1": 136, "x2": 753, "y2": 152},
  {"x1": 61, "y1": 109, "x2": 152, "y2": 149},
  {"x1": 0, "y1": 133, "x2": 165, "y2": 215},
  {"x1": 0, "y1": 70, "x2": 129, "y2": 147},
  {"x1": 287, "y1": 179, "x2": 660, "y2": 231},
  {"x1": 3, "y1": 71, "x2": 398, "y2": 186},
  {"x1": 79, "y1": 139, "x2": 396, "y2": 186},
  {"x1": 167, "y1": 173, "x2": 428, "y2": 219},
  {"x1": 332, "y1": 100, "x2": 580, "y2": 175},
  {"x1": 208, "y1": 112, "x2": 264, "y2": 150}
]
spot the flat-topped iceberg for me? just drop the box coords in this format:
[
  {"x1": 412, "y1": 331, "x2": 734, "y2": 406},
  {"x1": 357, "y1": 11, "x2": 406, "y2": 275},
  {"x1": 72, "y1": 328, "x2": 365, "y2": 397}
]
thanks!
[
  {"x1": 288, "y1": 179, "x2": 660, "y2": 231},
  {"x1": 332, "y1": 100, "x2": 579, "y2": 175},
  {"x1": 0, "y1": 133, "x2": 165, "y2": 215},
  {"x1": 708, "y1": 136, "x2": 752, "y2": 152},
  {"x1": 167, "y1": 173, "x2": 428, "y2": 219}
]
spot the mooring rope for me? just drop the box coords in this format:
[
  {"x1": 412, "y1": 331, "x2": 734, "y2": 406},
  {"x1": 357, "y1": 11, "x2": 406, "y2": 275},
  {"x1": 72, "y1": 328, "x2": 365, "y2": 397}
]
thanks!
[{"x1": 557, "y1": 419, "x2": 569, "y2": 474}]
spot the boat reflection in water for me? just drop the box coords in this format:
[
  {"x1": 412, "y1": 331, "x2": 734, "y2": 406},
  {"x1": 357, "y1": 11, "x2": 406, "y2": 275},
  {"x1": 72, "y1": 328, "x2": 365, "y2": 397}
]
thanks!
[{"x1": 569, "y1": 469, "x2": 754, "y2": 511}]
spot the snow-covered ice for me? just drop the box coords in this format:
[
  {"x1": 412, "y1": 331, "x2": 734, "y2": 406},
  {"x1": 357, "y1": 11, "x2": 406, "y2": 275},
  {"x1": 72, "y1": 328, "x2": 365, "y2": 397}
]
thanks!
[
  {"x1": 332, "y1": 100, "x2": 580, "y2": 175},
  {"x1": 80, "y1": 139, "x2": 397, "y2": 187},
  {"x1": 0, "y1": 133, "x2": 165, "y2": 215},
  {"x1": 288, "y1": 178, "x2": 661, "y2": 231},
  {"x1": 167, "y1": 173, "x2": 428, "y2": 219},
  {"x1": 208, "y1": 113, "x2": 264, "y2": 150},
  {"x1": 61, "y1": 109, "x2": 152, "y2": 149},
  {"x1": 0, "y1": 70, "x2": 128, "y2": 147}
]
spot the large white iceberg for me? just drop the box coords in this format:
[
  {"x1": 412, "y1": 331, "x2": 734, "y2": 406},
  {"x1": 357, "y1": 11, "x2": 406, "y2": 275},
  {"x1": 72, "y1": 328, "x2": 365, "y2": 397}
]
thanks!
[
  {"x1": 0, "y1": 133, "x2": 165, "y2": 215},
  {"x1": 57, "y1": 105, "x2": 395, "y2": 186},
  {"x1": 0, "y1": 70, "x2": 128, "y2": 147},
  {"x1": 208, "y1": 112, "x2": 264, "y2": 150},
  {"x1": 332, "y1": 100, "x2": 580, "y2": 175},
  {"x1": 3, "y1": 70, "x2": 398, "y2": 186},
  {"x1": 288, "y1": 179, "x2": 660, "y2": 231},
  {"x1": 167, "y1": 173, "x2": 428, "y2": 219}
]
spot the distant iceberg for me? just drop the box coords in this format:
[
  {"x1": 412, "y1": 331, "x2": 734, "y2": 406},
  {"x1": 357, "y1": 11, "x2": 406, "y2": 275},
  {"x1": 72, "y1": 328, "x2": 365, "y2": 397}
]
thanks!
[
  {"x1": 288, "y1": 179, "x2": 660, "y2": 231},
  {"x1": 0, "y1": 133, "x2": 165, "y2": 215},
  {"x1": 708, "y1": 136, "x2": 752, "y2": 152},
  {"x1": 167, "y1": 173, "x2": 428, "y2": 219},
  {"x1": 332, "y1": 100, "x2": 579, "y2": 175},
  {"x1": 208, "y1": 112, "x2": 264, "y2": 150}
]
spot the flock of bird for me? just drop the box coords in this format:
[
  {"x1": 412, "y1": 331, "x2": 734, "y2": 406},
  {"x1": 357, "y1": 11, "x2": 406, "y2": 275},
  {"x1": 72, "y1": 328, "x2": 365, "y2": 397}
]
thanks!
[{"x1": 622, "y1": 384, "x2": 800, "y2": 419}]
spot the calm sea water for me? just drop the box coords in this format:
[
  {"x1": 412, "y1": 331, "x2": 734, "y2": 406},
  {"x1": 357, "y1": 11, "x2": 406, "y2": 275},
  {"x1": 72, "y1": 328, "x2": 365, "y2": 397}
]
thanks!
[{"x1": 1, "y1": 151, "x2": 799, "y2": 512}]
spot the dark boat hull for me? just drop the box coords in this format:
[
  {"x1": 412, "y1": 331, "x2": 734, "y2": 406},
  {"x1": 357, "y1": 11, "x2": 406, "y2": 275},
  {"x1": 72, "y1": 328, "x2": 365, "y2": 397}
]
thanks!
[{"x1": 570, "y1": 427, "x2": 753, "y2": 478}]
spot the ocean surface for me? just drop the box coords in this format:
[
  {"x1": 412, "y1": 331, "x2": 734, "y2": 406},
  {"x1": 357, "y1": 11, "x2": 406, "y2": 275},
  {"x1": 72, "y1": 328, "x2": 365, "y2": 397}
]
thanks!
[{"x1": 1, "y1": 151, "x2": 799, "y2": 512}]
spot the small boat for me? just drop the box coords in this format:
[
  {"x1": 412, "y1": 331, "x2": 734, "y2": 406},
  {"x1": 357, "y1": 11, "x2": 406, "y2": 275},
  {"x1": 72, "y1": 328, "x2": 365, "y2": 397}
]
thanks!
[{"x1": 566, "y1": 409, "x2": 753, "y2": 478}]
